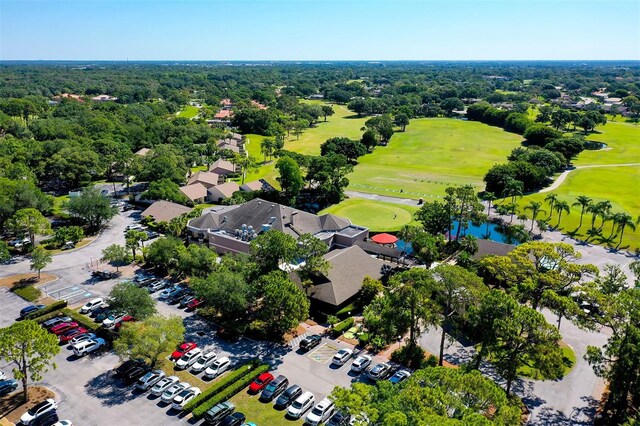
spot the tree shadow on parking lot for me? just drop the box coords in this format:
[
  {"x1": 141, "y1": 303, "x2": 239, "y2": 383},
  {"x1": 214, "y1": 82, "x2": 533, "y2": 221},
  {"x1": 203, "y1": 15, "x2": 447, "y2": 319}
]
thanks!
[{"x1": 84, "y1": 371, "x2": 140, "y2": 406}]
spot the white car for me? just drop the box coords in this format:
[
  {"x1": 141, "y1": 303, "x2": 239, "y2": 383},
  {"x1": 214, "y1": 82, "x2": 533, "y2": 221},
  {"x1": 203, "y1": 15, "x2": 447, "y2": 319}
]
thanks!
[
  {"x1": 69, "y1": 332, "x2": 97, "y2": 346},
  {"x1": 203, "y1": 356, "x2": 231, "y2": 379},
  {"x1": 20, "y1": 398, "x2": 58, "y2": 425},
  {"x1": 161, "y1": 382, "x2": 190, "y2": 403},
  {"x1": 306, "y1": 398, "x2": 335, "y2": 426},
  {"x1": 151, "y1": 375, "x2": 179, "y2": 396},
  {"x1": 331, "y1": 348, "x2": 353, "y2": 366},
  {"x1": 287, "y1": 391, "x2": 315, "y2": 419},
  {"x1": 72, "y1": 338, "x2": 106, "y2": 357},
  {"x1": 350, "y1": 355, "x2": 372, "y2": 373},
  {"x1": 389, "y1": 369, "x2": 412, "y2": 384},
  {"x1": 368, "y1": 362, "x2": 392, "y2": 381},
  {"x1": 147, "y1": 280, "x2": 168, "y2": 293},
  {"x1": 102, "y1": 312, "x2": 126, "y2": 328},
  {"x1": 125, "y1": 224, "x2": 144, "y2": 232},
  {"x1": 136, "y1": 369, "x2": 165, "y2": 391},
  {"x1": 53, "y1": 421, "x2": 73, "y2": 426},
  {"x1": 172, "y1": 387, "x2": 201, "y2": 410},
  {"x1": 159, "y1": 286, "x2": 183, "y2": 300},
  {"x1": 175, "y1": 347, "x2": 203, "y2": 370},
  {"x1": 190, "y1": 351, "x2": 217, "y2": 373},
  {"x1": 79, "y1": 298, "x2": 105, "y2": 314}
]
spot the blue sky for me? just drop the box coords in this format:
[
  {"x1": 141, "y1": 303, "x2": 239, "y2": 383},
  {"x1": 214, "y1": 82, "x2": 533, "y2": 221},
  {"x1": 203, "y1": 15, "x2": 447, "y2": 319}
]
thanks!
[{"x1": 1, "y1": 0, "x2": 639, "y2": 60}]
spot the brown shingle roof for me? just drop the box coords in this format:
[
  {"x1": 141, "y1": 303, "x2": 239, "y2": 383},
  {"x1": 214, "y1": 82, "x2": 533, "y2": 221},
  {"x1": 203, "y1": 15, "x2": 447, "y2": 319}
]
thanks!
[
  {"x1": 471, "y1": 239, "x2": 516, "y2": 261},
  {"x1": 209, "y1": 159, "x2": 235, "y2": 175},
  {"x1": 135, "y1": 148, "x2": 151, "y2": 156},
  {"x1": 141, "y1": 200, "x2": 192, "y2": 223},
  {"x1": 179, "y1": 183, "x2": 207, "y2": 201},
  {"x1": 207, "y1": 182, "x2": 240, "y2": 200},
  {"x1": 188, "y1": 171, "x2": 220, "y2": 188}
]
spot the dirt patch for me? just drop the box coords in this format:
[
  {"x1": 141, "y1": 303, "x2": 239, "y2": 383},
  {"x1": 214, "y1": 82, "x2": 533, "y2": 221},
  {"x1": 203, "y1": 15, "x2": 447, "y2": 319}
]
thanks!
[
  {"x1": 0, "y1": 274, "x2": 57, "y2": 289},
  {"x1": 0, "y1": 386, "x2": 55, "y2": 424}
]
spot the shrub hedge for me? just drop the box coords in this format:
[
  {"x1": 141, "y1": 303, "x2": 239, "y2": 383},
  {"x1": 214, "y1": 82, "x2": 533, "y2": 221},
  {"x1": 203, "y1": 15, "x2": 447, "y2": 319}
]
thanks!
[
  {"x1": 191, "y1": 363, "x2": 270, "y2": 419},
  {"x1": 331, "y1": 317, "x2": 355, "y2": 337},
  {"x1": 24, "y1": 300, "x2": 67, "y2": 320},
  {"x1": 183, "y1": 359, "x2": 261, "y2": 413},
  {"x1": 13, "y1": 285, "x2": 42, "y2": 302},
  {"x1": 335, "y1": 302, "x2": 357, "y2": 320}
]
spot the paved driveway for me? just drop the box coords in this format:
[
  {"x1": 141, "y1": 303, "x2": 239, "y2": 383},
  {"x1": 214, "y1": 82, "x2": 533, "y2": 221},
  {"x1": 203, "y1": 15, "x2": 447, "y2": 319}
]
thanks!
[{"x1": 0, "y1": 287, "x2": 31, "y2": 328}]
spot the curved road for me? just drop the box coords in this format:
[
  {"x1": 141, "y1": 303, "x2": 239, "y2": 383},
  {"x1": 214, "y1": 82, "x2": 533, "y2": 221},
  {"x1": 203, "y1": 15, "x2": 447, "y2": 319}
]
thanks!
[{"x1": 540, "y1": 163, "x2": 640, "y2": 193}]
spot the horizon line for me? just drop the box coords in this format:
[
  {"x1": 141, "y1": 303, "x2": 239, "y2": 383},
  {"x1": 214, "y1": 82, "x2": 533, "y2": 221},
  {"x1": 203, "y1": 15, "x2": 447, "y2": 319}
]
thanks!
[{"x1": 1, "y1": 59, "x2": 639, "y2": 63}]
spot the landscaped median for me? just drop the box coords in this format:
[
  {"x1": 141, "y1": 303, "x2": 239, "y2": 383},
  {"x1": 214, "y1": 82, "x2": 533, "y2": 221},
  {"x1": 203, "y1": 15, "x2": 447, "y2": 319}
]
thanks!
[
  {"x1": 33, "y1": 305, "x2": 117, "y2": 341},
  {"x1": 183, "y1": 359, "x2": 269, "y2": 419}
]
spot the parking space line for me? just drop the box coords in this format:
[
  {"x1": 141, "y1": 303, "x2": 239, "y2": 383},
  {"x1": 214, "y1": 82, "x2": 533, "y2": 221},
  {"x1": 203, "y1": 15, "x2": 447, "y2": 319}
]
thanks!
[{"x1": 308, "y1": 343, "x2": 338, "y2": 364}]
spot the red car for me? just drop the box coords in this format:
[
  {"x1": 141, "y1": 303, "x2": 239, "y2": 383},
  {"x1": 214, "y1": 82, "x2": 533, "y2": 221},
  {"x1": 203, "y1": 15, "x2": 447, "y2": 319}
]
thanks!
[
  {"x1": 51, "y1": 322, "x2": 79, "y2": 335},
  {"x1": 114, "y1": 315, "x2": 135, "y2": 331},
  {"x1": 249, "y1": 372, "x2": 274, "y2": 394},
  {"x1": 170, "y1": 342, "x2": 196, "y2": 360},
  {"x1": 59, "y1": 327, "x2": 87, "y2": 343},
  {"x1": 186, "y1": 298, "x2": 204, "y2": 310}
]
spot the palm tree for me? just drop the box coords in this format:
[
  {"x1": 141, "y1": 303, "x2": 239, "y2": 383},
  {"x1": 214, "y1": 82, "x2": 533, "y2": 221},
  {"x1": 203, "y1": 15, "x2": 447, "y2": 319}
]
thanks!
[
  {"x1": 504, "y1": 179, "x2": 523, "y2": 205},
  {"x1": 596, "y1": 200, "x2": 612, "y2": 230},
  {"x1": 585, "y1": 227, "x2": 601, "y2": 243},
  {"x1": 545, "y1": 193, "x2": 558, "y2": 220},
  {"x1": 483, "y1": 192, "x2": 496, "y2": 237},
  {"x1": 587, "y1": 203, "x2": 601, "y2": 230},
  {"x1": 554, "y1": 200, "x2": 570, "y2": 227},
  {"x1": 608, "y1": 213, "x2": 624, "y2": 241},
  {"x1": 524, "y1": 201, "x2": 546, "y2": 232},
  {"x1": 572, "y1": 195, "x2": 592, "y2": 229},
  {"x1": 616, "y1": 213, "x2": 636, "y2": 249}
]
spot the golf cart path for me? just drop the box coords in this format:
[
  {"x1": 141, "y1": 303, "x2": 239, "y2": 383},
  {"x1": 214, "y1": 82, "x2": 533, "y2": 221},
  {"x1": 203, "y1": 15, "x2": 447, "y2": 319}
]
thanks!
[{"x1": 540, "y1": 163, "x2": 640, "y2": 193}]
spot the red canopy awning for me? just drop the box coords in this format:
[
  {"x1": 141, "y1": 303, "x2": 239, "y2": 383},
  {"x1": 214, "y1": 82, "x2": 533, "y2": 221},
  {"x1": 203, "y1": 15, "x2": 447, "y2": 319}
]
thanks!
[{"x1": 371, "y1": 233, "x2": 398, "y2": 245}]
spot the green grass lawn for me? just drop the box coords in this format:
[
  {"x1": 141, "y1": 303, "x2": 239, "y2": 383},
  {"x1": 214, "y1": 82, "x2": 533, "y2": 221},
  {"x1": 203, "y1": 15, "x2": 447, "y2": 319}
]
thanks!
[
  {"x1": 347, "y1": 118, "x2": 523, "y2": 199},
  {"x1": 319, "y1": 199, "x2": 419, "y2": 232},
  {"x1": 577, "y1": 121, "x2": 640, "y2": 166},
  {"x1": 228, "y1": 391, "x2": 303, "y2": 426},
  {"x1": 177, "y1": 105, "x2": 200, "y2": 119},
  {"x1": 518, "y1": 342, "x2": 577, "y2": 380}
]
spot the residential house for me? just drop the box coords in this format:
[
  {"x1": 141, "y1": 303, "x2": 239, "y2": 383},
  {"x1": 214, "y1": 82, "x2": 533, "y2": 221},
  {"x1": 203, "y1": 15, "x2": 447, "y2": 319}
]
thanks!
[
  {"x1": 135, "y1": 148, "x2": 151, "y2": 157},
  {"x1": 240, "y1": 179, "x2": 274, "y2": 192},
  {"x1": 251, "y1": 100, "x2": 268, "y2": 110},
  {"x1": 142, "y1": 200, "x2": 192, "y2": 223},
  {"x1": 470, "y1": 239, "x2": 516, "y2": 261},
  {"x1": 91, "y1": 94, "x2": 118, "y2": 102},
  {"x1": 188, "y1": 171, "x2": 221, "y2": 188},
  {"x1": 208, "y1": 159, "x2": 236, "y2": 176},
  {"x1": 290, "y1": 245, "x2": 388, "y2": 311},
  {"x1": 187, "y1": 198, "x2": 368, "y2": 255},
  {"x1": 206, "y1": 182, "x2": 240, "y2": 203},
  {"x1": 220, "y1": 98, "x2": 234, "y2": 109},
  {"x1": 179, "y1": 183, "x2": 207, "y2": 204}
]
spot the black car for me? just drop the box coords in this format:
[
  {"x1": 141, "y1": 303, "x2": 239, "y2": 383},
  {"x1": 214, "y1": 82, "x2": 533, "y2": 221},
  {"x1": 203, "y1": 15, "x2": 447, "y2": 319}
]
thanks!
[
  {"x1": 178, "y1": 295, "x2": 196, "y2": 309},
  {"x1": 299, "y1": 334, "x2": 322, "y2": 351},
  {"x1": 203, "y1": 401, "x2": 235, "y2": 425},
  {"x1": 327, "y1": 411, "x2": 350, "y2": 426},
  {"x1": 219, "y1": 412, "x2": 246, "y2": 426},
  {"x1": 0, "y1": 379, "x2": 18, "y2": 397},
  {"x1": 115, "y1": 358, "x2": 147, "y2": 377},
  {"x1": 166, "y1": 288, "x2": 189, "y2": 305},
  {"x1": 90, "y1": 306, "x2": 110, "y2": 318},
  {"x1": 122, "y1": 365, "x2": 152, "y2": 384},
  {"x1": 260, "y1": 375, "x2": 289, "y2": 402},
  {"x1": 31, "y1": 410, "x2": 59, "y2": 426},
  {"x1": 274, "y1": 384, "x2": 302, "y2": 410}
]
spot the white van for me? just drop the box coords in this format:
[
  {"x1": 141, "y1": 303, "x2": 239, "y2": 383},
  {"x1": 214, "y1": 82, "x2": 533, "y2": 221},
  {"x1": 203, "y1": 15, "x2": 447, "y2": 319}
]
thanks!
[
  {"x1": 72, "y1": 338, "x2": 106, "y2": 357},
  {"x1": 287, "y1": 391, "x2": 315, "y2": 419},
  {"x1": 79, "y1": 298, "x2": 105, "y2": 314}
]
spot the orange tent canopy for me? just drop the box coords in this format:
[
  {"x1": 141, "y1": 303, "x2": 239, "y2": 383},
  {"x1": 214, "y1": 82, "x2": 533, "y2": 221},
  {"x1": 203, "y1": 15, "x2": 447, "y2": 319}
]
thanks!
[{"x1": 371, "y1": 233, "x2": 398, "y2": 245}]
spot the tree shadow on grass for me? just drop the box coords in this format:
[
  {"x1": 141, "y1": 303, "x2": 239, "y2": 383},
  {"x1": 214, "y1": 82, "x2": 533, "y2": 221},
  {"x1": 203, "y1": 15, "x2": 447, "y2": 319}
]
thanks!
[{"x1": 84, "y1": 371, "x2": 139, "y2": 407}]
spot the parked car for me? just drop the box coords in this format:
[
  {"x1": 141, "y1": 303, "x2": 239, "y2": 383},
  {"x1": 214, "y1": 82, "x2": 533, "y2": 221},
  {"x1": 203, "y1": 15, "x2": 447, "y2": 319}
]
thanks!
[
  {"x1": 147, "y1": 280, "x2": 169, "y2": 293},
  {"x1": 159, "y1": 285, "x2": 185, "y2": 300},
  {"x1": 124, "y1": 224, "x2": 144, "y2": 232},
  {"x1": 350, "y1": 355, "x2": 372, "y2": 373},
  {"x1": 94, "y1": 309, "x2": 113, "y2": 323},
  {"x1": 136, "y1": 369, "x2": 165, "y2": 391},
  {"x1": 92, "y1": 270, "x2": 120, "y2": 280},
  {"x1": 274, "y1": 384, "x2": 302, "y2": 410},
  {"x1": 20, "y1": 304, "x2": 45, "y2": 318},
  {"x1": 72, "y1": 338, "x2": 106, "y2": 357},
  {"x1": 161, "y1": 382, "x2": 190, "y2": 404},
  {"x1": 113, "y1": 315, "x2": 134, "y2": 331},
  {"x1": 146, "y1": 230, "x2": 160, "y2": 239},
  {"x1": 69, "y1": 333, "x2": 96, "y2": 346},
  {"x1": 178, "y1": 295, "x2": 196, "y2": 309},
  {"x1": 287, "y1": 391, "x2": 315, "y2": 419},
  {"x1": 389, "y1": 370, "x2": 411, "y2": 384},
  {"x1": 20, "y1": 398, "x2": 58, "y2": 425},
  {"x1": 52, "y1": 420, "x2": 73, "y2": 426},
  {"x1": 166, "y1": 288, "x2": 189, "y2": 305},
  {"x1": 248, "y1": 372, "x2": 273, "y2": 394},
  {"x1": 331, "y1": 348, "x2": 353, "y2": 366},
  {"x1": 306, "y1": 398, "x2": 336, "y2": 426},
  {"x1": 326, "y1": 411, "x2": 351, "y2": 426},
  {"x1": 0, "y1": 379, "x2": 18, "y2": 397},
  {"x1": 203, "y1": 401, "x2": 235, "y2": 425},
  {"x1": 122, "y1": 364, "x2": 152, "y2": 384},
  {"x1": 203, "y1": 356, "x2": 231, "y2": 379},
  {"x1": 50, "y1": 322, "x2": 79, "y2": 335},
  {"x1": 59, "y1": 327, "x2": 87, "y2": 344},
  {"x1": 175, "y1": 347, "x2": 203, "y2": 370},
  {"x1": 299, "y1": 334, "x2": 322, "y2": 351},
  {"x1": 191, "y1": 351, "x2": 217, "y2": 373},
  {"x1": 89, "y1": 306, "x2": 109, "y2": 318},
  {"x1": 172, "y1": 387, "x2": 201, "y2": 410},
  {"x1": 219, "y1": 412, "x2": 245, "y2": 426},
  {"x1": 151, "y1": 376, "x2": 179, "y2": 396},
  {"x1": 41, "y1": 316, "x2": 72, "y2": 330},
  {"x1": 134, "y1": 276, "x2": 156, "y2": 287},
  {"x1": 79, "y1": 298, "x2": 105, "y2": 314},
  {"x1": 114, "y1": 359, "x2": 147, "y2": 377},
  {"x1": 171, "y1": 342, "x2": 197, "y2": 360},
  {"x1": 368, "y1": 363, "x2": 392, "y2": 381},
  {"x1": 31, "y1": 410, "x2": 59, "y2": 426},
  {"x1": 186, "y1": 297, "x2": 204, "y2": 310},
  {"x1": 349, "y1": 413, "x2": 370, "y2": 425},
  {"x1": 102, "y1": 313, "x2": 126, "y2": 328},
  {"x1": 259, "y1": 374, "x2": 288, "y2": 401}
]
